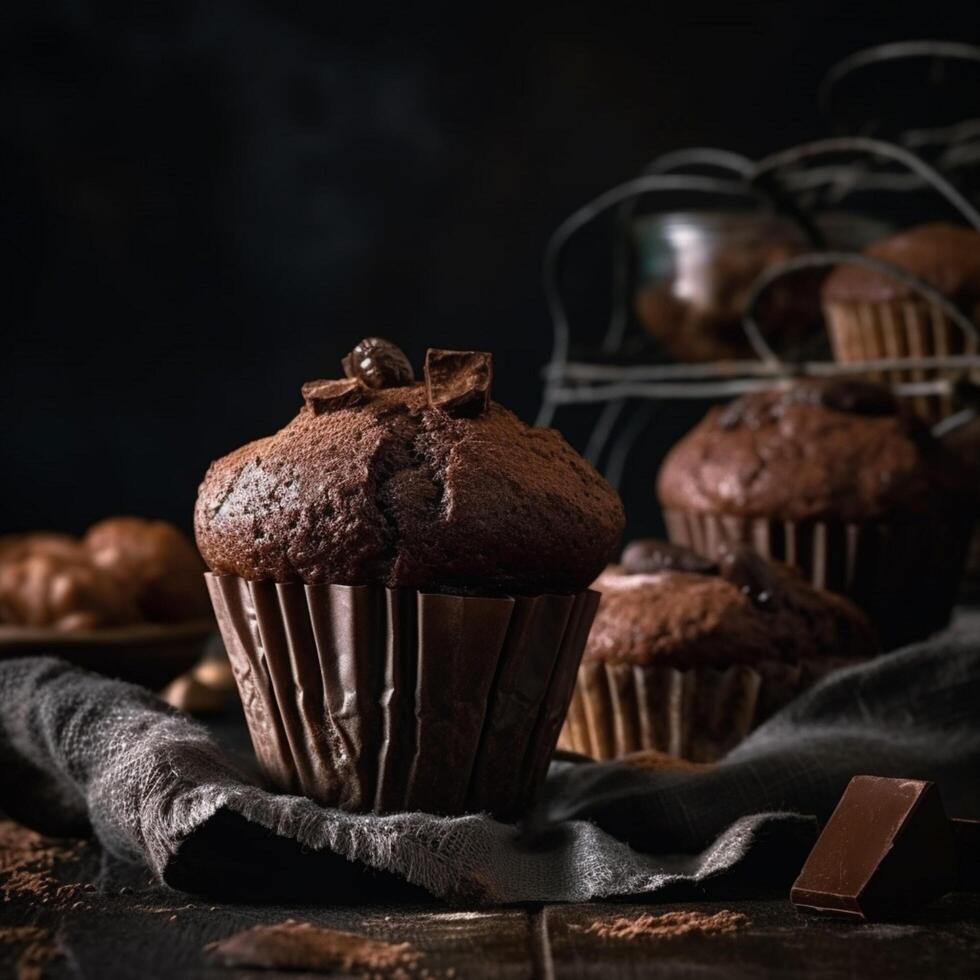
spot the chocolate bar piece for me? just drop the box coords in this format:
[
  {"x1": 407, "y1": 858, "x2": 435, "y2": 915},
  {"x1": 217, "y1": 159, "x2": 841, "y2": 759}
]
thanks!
[
  {"x1": 791, "y1": 776, "x2": 957, "y2": 921},
  {"x1": 718, "y1": 545, "x2": 780, "y2": 609},
  {"x1": 424, "y1": 349, "x2": 492, "y2": 417},
  {"x1": 301, "y1": 378, "x2": 364, "y2": 414}
]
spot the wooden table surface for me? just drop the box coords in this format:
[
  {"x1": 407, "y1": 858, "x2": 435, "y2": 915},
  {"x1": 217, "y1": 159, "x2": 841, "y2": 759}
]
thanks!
[{"x1": 2, "y1": 817, "x2": 979, "y2": 979}]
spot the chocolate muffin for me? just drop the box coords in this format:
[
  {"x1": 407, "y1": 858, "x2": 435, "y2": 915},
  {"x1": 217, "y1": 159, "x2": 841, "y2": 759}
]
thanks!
[
  {"x1": 822, "y1": 223, "x2": 980, "y2": 421},
  {"x1": 657, "y1": 379, "x2": 977, "y2": 649},
  {"x1": 559, "y1": 541, "x2": 877, "y2": 762},
  {"x1": 197, "y1": 339, "x2": 624, "y2": 817}
]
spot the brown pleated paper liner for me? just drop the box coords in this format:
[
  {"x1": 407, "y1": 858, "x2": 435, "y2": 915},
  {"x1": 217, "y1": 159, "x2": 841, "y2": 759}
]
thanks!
[
  {"x1": 205, "y1": 574, "x2": 599, "y2": 818},
  {"x1": 662, "y1": 509, "x2": 973, "y2": 650},
  {"x1": 557, "y1": 656, "x2": 854, "y2": 764},
  {"x1": 824, "y1": 299, "x2": 979, "y2": 423}
]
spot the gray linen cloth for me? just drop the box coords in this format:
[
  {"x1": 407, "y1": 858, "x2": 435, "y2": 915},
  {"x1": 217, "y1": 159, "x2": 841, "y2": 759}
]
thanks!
[{"x1": 1, "y1": 615, "x2": 979, "y2": 905}]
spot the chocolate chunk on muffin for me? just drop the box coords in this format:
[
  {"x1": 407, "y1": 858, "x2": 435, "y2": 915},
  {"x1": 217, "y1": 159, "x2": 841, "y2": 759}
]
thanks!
[
  {"x1": 196, "y1": 348, "x2": 623, "y2": 597},
  {"x1": 657, "y1": 379, "x2": 977, "y2": 648},
  {"x1": 559, "y1": 540, "x2": 877, "y2": 762},
  {"x1": 198, "y1": 340, "x2": 623, "y2": 816}
]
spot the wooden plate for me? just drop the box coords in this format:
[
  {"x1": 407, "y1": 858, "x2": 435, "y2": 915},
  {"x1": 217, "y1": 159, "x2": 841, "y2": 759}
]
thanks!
[{"x1": 0, "y1": 620, "x2": 215, "y2": 690}]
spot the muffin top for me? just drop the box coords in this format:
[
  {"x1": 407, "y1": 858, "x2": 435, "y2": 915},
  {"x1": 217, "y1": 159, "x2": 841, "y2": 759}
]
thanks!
[
  {"x1": 822, "y1": 223, "x2": 980, "y2": 305},
  {"x1": 657, "y1": 379, "x2": 977, "y2": 522},
  {"x1": 195, "y1": 340, "x2": 625, "y2": 595},
  {"x1": 585, "y1": 540, "x2": 877, "y2": 668}
]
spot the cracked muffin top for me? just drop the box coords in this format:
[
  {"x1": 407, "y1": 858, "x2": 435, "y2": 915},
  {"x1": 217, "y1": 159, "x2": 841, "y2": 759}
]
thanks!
[
  {"x1": 195, "y1": 340, "x2": 625, "y2": 594},
  {"x1": 657, "y1": 379, "x2": 977, "y2": 523},
  {"x1": 585, "y1": 541, "x2": 877, "y2": 668}
]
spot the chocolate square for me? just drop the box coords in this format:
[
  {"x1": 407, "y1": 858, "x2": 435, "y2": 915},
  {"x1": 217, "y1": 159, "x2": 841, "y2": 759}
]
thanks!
[
  {"x1": 301, "y1": 378, "x2": 364, "y2": 414},
  {"x1": 791, "y1": 776, "x2": 957, "y2": 921},
  {"x1": 424, "y1": 349, "x2": 492, "y2": 418}
]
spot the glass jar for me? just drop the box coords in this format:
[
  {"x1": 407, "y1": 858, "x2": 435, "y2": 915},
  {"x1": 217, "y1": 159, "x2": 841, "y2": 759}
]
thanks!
[{"x1": 632, "y1": 210, "x2": 890, "y2": 361}]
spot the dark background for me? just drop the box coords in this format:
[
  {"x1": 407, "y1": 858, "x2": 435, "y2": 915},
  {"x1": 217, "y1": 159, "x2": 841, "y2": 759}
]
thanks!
[{"x1": 2, "y1": 1, "x2": 978, "y2": 540}]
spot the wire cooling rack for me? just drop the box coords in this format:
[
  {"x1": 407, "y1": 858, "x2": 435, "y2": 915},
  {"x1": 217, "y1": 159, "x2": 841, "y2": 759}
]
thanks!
[
  {"x1": 536, "y1": 42, "x2": 980, "y2": 488},
  {"x1": 536, "y1": 135, "x2": 980, "y2": 487}
]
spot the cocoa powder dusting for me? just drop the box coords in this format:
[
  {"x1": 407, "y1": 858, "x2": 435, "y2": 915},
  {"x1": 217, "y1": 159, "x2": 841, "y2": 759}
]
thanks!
[
  {"x1": 575, "y1": 910, "x2": 748, "y2": 941},
  {"x1": 206, "y1": 920, "x2": 427, "y2": 978},
  {"x1": 0, "y1": 821, "x2": 86, "y2": 909}
]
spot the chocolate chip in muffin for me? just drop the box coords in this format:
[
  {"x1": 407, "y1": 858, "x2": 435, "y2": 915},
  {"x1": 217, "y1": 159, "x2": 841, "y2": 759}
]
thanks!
[
  {"x1": 718, "y1": 545, "x2": 780, "y2": 609},
  {"x1": 341, "y1": 338, "x2": 415, "y2": 389}
]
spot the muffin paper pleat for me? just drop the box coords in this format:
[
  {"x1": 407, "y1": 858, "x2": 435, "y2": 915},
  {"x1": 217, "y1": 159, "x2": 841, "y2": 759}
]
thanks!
[
  {"x1": 206, "y1": 574, "x2": 598, "y2": 817},
  {"x1": 663, "y1": 509, "x2": 972, "y2": 650},
  {"x1": 556, "y1": 657, "x2": 852, "y2": 763},
  {"x1": 825, "y1": 299, "x2": 979, "y2": 422}
]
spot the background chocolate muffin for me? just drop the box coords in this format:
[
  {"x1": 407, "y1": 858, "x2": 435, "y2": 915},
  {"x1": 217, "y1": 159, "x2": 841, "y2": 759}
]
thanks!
[
  {"x1": 196, "y1": 352, "x2": 624, "y2": 596},
  {"x1": 823, "y1": 223, "x2": 980, "y2": 309},
  {"x1": 559, "y1": 540, "x2": 877, "y2": 762},
  {"x1": 822, "y1": 223, "x2": 980, "y2": 421},
  {"x1": 657, "y1": 379, "x2": 977, "y2": 648}
]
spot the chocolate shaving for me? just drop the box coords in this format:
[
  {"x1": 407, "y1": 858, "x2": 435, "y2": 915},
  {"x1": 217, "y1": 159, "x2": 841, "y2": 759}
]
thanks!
[
  {"x1": 621, "y1": 539, "x2": 718, "y2": 576},
  {"x1": 424, "y1": 349, "x2": 492, "y2": 418},
  {"x1": 342, "y1": 337, "x2": 415, "y2": 389},
  {"x1": 301, "y1": 378, "x2": 364, "y2": 414},
  {"x1": 718, "y1": 546, "x2": 779, "y2": 609}
]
